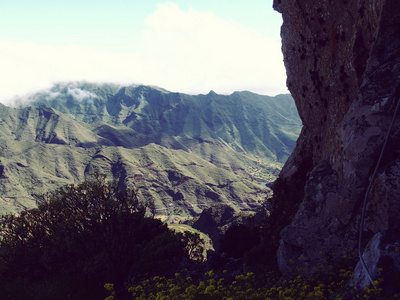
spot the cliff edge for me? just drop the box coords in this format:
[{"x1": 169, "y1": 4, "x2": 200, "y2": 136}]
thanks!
[{"x1": 273, "y1": 0, "x2": 400, "y2": 291}]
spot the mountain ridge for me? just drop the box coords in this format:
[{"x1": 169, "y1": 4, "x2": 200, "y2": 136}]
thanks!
[
  {"x1": 28, "y1": 82, "x2": 301, "y2": 163},
  {"x1": 1, "y1": 83, "x2": 301, "y2": 219}
]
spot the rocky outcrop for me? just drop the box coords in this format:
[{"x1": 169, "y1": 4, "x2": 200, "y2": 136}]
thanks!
[
  {"x1": 192, "y1": 204, "x2": 238, "y2": 250},
  {"x1": 273, "y1": 0, "x2": 400, "y2": 291}
]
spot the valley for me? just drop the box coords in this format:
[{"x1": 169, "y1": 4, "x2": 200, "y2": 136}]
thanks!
[{"x1": 0, "y1": 82, "x2": 301, "y2": 220}]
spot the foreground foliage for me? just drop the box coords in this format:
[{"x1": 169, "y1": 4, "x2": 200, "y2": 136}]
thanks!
[
  {"x1": 106, "y1": 260, "x2": 384, "y2": 299},
  {"x1": 0, "y1": 175, "x2": 202, "y2": 299},
  {"x1": 0, "y1": 175, "x2": 387, "y2": 299}
]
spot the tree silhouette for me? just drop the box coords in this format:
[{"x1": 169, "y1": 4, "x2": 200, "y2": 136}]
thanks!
[{"x1": 0, "y1": 174, "x2": 192, "y2": 299}]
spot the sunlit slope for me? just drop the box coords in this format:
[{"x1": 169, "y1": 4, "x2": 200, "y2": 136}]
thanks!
[
  {"x1": 0, "y1": 84, "x2": 301, "y2": 216},
  {"x1": 30, "y1": 83, "x2": 301, "y2": 163}
]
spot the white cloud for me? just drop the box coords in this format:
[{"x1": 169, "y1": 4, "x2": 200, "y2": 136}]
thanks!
[
  {"x1": 0, "y1": 42, "x2": 143, "y2": 105},
  {"x1": 45, "y1": 91, "x2": 61, "y2": 100},
  {"x1": 0, "y1": 2, "x2": 287, "y2": 105},
  {"x1": 67, "y1": 87, "x2": 96, "y2": 101},
  {"x1": 141, "y1": 2, "x2": 287, "y2": 95}
]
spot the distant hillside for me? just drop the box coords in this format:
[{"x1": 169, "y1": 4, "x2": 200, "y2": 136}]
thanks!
[
  {"x1": 1, "y1": 83, "x2": 302, "y2": 218},
  {"x1": 29, "y1": 82, "x2": 300, "y2": 162}
]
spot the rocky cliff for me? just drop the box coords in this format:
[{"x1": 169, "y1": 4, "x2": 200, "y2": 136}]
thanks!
[{"x1": 273, "y1": 0, "x2": 400, "y2": 291}]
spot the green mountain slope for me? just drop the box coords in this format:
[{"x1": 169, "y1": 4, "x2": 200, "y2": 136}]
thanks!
[
  {"x1": 30, "y1": 82, "x2": 301, "y2": 162},
  {"x1": 1, "y1": 83, "x2": 301, "y2": 218}
]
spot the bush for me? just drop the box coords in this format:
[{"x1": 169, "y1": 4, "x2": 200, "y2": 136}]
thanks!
[
  {"x1": 0, "y1": 174, "x2": 192, "y2": 299},
  {"x1": 107, "y1": 261, "x2": 384, "y2": 300}
]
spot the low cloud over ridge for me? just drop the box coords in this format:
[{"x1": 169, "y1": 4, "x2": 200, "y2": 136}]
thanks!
[{"x1": 0, "y1": 2, "x2": 286, "y2": 105}]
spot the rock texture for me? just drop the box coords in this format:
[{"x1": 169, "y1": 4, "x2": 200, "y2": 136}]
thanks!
[
  {"x1": 192, "y1": 204, "x2": 238, "y2": 250},
  {"x1": 273, "y1": 0, "x2": 400, "y2": 291}
]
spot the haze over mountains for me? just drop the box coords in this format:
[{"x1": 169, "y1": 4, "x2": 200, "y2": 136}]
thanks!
[{"x1": 0, "y1": 82, "x2": 301, "y2": 220}]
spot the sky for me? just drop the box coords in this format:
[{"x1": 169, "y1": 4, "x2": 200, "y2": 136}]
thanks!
[{"x1": 0, "y1": 0, "x2": 286, "y2": 105}]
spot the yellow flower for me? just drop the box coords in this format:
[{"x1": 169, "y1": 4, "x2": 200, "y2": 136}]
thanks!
[
  {"x1": 314, "y1": 290, "x2": 324, "y2": 297},
  {"x1": 104, "y1": 283, "x2": 114, "y2": 292}
]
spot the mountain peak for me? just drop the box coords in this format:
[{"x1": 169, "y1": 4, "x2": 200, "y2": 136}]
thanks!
[{"x1": 0, "y1": 82, "x2": 301, "y2": 219}]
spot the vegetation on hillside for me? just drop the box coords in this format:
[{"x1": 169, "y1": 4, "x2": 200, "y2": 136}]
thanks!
[
  {"x1": 0, "y1": 175, "x2": 386, "y2": 299},
  {"x1": 0, "y1": 175, "x2": 204, "y2": 299},
  {"x1": 29, "y1": 83, "x2": 301, "y2": 164},
  {"x1": 105, "y1": 213, "x2": 384, "y2": 299},
  {"x1": 106, "y1": 267, "x2": 383, "y2": 299}
]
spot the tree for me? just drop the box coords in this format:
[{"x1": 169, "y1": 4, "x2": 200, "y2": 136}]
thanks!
[
  {"x1": 182, "y1": 231, "x2": 205, "y2": 262},
  {"x1": 0, "y1": 174, "x2": 181, "y2": 299}
]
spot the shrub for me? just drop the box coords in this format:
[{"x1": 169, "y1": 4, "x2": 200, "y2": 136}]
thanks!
[
  {"x1": 0, "y1": 174, "x2": 190, "y2": 299},
  {"x1": 111, "y1": 264, "x2": 384, "y2": 300}
]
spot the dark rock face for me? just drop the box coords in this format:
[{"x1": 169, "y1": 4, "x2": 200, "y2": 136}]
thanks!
[
  {"x1": 192, "y1": 204, "x2": 237, "y2": 250},
  {"x1": 353, "y1": 230, "x2": 400, "y2": 294},
  {"x1": 274, "y1": 0, "x2": 400, "y2": 290}
]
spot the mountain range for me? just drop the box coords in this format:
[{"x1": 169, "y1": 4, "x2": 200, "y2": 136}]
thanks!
[{"x1": 0, "y1": 82, "x2": 301, "y2": 220}]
